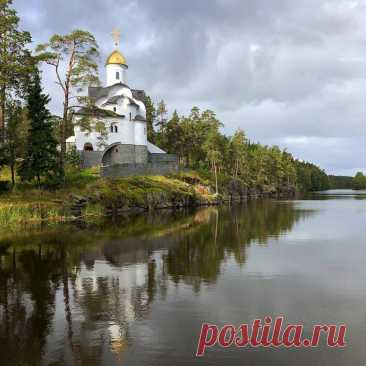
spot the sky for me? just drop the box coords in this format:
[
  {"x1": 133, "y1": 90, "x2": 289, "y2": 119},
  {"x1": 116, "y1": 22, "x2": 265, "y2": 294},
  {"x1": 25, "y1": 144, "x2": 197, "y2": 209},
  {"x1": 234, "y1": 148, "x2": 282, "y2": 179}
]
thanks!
[{"x1": 12, "y1": 0, "x2": 366, "y2": 176}]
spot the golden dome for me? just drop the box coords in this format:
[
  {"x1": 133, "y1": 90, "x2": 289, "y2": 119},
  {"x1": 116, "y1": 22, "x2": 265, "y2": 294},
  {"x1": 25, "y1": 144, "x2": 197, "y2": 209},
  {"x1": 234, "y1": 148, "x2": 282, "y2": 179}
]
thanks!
[{"x1": 106, "y1": 50, "x2": 127, "y2": 66}]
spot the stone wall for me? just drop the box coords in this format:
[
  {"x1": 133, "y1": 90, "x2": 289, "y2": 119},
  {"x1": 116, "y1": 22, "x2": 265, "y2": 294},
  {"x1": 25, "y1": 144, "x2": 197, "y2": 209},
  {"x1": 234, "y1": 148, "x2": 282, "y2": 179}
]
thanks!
[
  {"x1": 149, "y1": 153, "x2": 177, "y2": 163},
  {"x1": 81, "y1": 146, "x2": 178, "y2": 177},
  {"x1": 135, "y1": 145, "x2": 148, "y2": 164},
  {"x1": 102, "y1": 144, "x2": 136, "y2": 165},
  {"x1": 80, "y1": 151, "x2": 103, "y2": 168},
  {"x1": 101, "y1": 161, "x2": 179, "y2": 178},
  {"x1": 81, "y1": 144, "x2": 150, "y2": 168}
]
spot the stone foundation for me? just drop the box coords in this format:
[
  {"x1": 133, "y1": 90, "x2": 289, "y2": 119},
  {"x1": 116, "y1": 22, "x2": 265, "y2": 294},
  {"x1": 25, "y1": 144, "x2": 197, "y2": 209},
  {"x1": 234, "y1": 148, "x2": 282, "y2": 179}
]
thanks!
[
  {"x1": 80, "y1": 145, "x2": 179, "y2": 177},
  {"x1": 102, "y1": 144, "x2": 138, "y2": 165},
  {"x1": 101, "y1": 156, "x2": 179, "y2": 178},
  {"x1": 80, "y1": 144, "x2": 150, "y2": 168},
  {"x1": 81, "y1": 151, "x2": 103, "y2": 168},
  {"x1": 135, "y1": 145, "x2": 148, "y2": 164}
]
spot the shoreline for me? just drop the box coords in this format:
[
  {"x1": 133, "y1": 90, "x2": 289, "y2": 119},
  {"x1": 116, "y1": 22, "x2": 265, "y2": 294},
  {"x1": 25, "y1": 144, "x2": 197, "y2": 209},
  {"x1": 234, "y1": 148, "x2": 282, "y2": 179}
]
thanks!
[{"x1": 0, "y1": 172, "x2": 297, "y2": 232}]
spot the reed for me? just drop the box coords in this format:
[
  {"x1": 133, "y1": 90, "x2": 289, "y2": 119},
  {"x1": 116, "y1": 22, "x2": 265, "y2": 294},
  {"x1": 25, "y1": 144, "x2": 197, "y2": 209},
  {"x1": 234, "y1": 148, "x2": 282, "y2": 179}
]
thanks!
[{"x1": 0, "y1": 202, "x2": 68, "y2": 228}]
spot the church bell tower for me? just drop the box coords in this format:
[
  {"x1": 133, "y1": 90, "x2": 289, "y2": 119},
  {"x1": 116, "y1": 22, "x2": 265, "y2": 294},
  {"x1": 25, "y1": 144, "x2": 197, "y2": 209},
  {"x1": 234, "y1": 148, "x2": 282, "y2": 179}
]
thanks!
[{"x1": 106, "y1": 29, "x2": 128, "y2": 86}]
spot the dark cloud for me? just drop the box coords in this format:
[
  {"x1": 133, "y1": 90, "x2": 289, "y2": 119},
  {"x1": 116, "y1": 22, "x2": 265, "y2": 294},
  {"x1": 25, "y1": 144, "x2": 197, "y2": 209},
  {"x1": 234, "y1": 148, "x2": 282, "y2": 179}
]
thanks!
[{"x1": 13, "y1": 0, "x2": 366, "y2": 174}]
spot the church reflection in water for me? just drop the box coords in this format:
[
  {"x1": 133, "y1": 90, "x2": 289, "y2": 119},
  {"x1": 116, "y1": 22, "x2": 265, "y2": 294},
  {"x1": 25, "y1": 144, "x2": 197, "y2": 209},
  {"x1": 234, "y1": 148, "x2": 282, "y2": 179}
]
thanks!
[{"x1": 0, "y1": 200, "x2": 313, "y2": 365}]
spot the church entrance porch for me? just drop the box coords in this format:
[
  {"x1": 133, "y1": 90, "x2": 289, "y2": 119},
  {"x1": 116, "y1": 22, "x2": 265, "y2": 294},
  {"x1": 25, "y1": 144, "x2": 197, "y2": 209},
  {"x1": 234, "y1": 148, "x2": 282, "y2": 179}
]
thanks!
[{"x1": 101, "y1": 143, "x2": 138, "y2": 166}]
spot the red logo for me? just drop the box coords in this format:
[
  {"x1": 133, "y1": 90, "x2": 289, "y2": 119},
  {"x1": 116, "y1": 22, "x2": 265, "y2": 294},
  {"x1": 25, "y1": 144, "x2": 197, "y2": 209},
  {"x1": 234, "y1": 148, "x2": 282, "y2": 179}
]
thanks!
[{"x1": 196, "y1": 316, "x2": 347, "y2": 357}]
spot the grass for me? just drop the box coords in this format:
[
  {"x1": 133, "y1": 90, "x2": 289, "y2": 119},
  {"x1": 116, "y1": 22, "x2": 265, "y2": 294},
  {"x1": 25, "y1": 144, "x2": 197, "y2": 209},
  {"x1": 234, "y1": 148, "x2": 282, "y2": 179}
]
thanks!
[
  {"x1": 0, "y1": 166, "x2": 218, "y2": 231},
  {"x1": 0, "y1": 202, "x2": 67, "y2": 228}
]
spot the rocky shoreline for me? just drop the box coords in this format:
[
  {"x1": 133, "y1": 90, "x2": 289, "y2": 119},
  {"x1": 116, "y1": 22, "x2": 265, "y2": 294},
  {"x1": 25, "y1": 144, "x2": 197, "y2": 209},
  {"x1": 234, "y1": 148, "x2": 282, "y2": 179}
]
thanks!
[
  {"x1": 0, "y1": 174, "x2": 298, "y2": 230},
  {"x1": 69, "y1": 177, "x2": 297, "y2": 218}
]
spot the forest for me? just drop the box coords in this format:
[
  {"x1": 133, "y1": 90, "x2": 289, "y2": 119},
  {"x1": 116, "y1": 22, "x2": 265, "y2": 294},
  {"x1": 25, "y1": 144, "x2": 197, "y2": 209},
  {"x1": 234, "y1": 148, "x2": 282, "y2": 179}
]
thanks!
[
  {"x1": 145, "y1": 100, "x2": 329, "y2": 192},
  {"x1": 0, "y1": 0, "x2": 329, "y2": 193}
]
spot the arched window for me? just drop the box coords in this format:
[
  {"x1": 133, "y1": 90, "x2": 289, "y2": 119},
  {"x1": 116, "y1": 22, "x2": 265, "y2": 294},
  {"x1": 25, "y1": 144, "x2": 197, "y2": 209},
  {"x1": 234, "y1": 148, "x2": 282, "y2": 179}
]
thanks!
[
  {"x1": 129, "y1": 112, "x2": 132, "y2": 121},
  {"x1": 113, "y1": 107, "x2": 117, "y2": 112},
  {"x1": 114, "y1": 125, "x2": 118, "y2": 133},
  {"x1": 110, "y1": 125, "x2": 114, "y2": 133},
  {"x1": 84, "y1": 143, "x2": 94, "y2": 151},
  {"x1": 116, "y1": 71, "x2": 120, "y2": 80}
]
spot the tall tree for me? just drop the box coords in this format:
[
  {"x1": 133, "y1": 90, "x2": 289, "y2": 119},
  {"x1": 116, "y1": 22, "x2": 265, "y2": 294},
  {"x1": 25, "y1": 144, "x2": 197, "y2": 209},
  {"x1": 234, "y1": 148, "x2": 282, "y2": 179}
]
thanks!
[
  {"x1": 229, "y1": 129, "x2": 248, "y2": 178},
  {"x1": 0, "y1": 100, "x2": 25, "y2": 184},
  {"x1": 36, "y1": 30, "x2": 99, "y2": 173},
  {"x1": 163, "y1": 110, "x2": 183, "y2": 155},
  {"x1": 155, "y1": 99, "x2": 168, "y2": 132},
  {"x1": 145, "y1": 96, "x2": 156, "y2": 143},
  {"x1": 18, "y1": 68, "x2": 59, "y2": 185},
  {"x1": 0, "y1": 0, "x2": 31, "y2": 142},
  {"x1": 203, "y1": 130, "x2": 224, "y2": 194},
  {"x1": 353, "y1": 172, "x2": 366, "y2": 190}
]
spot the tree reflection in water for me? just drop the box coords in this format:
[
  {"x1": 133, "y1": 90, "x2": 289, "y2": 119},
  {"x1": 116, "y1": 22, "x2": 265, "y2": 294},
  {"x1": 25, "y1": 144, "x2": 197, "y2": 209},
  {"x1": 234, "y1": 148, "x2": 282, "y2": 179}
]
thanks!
[{"x1": 0, "y1": 200, "x2": 313, "y2": 365}]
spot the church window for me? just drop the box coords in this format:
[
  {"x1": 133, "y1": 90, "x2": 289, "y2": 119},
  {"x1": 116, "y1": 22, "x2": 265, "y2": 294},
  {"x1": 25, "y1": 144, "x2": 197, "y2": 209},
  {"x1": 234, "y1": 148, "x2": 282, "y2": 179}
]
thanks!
[
  {"x1": 129, "y1": 112, "x2": 132, "y2": 120},
  {"x1": 110, "y1": 125, "x2": 114, "y2": 133},
  {"x1": 84, "y1": 143, "x2": 93, "y2": 151},
  {"x1": 113, "y1": 107, "x2": 116, "y2": 112},
  {"x1": 116, "y1": 72, "x2": 120, "y2": 80},
  {"x1": 114, "y1": 125, "x2": 118, "y2": 133}
]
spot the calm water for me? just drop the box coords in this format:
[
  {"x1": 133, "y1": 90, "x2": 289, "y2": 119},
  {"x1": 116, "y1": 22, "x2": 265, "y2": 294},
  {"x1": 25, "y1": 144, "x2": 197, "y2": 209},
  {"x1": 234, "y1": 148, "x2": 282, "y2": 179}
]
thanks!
[{"x1": 1, "y1": 192, "x2": 366, "y2": 365}]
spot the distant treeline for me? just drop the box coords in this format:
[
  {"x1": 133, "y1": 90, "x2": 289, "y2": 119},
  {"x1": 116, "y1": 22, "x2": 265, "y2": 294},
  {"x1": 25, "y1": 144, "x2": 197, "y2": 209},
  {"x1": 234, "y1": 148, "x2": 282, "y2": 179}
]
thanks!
[
  {"x1": 328, "y1": 173, "x2": 366, "y2": 190},
  {"x1": 328, "y1": 175, "x2": 354, "y2": 189}
]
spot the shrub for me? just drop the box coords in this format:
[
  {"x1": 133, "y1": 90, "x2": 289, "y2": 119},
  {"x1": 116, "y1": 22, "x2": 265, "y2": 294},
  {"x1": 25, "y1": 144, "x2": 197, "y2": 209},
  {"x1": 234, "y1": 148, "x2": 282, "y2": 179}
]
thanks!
[{"x1": 0, "y1": 181, "x2": 11, "y2": 192}]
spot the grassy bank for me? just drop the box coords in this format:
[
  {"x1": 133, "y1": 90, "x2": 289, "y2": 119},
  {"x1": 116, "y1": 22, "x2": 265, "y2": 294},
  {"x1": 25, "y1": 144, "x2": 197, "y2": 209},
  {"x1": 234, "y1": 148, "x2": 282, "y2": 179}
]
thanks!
[
  {"x1": 0, "y1": 166, "x2": 294, "y2": 232},
  {"x1": 0, "y1": 168, "x2": 219, "y2": 231}
]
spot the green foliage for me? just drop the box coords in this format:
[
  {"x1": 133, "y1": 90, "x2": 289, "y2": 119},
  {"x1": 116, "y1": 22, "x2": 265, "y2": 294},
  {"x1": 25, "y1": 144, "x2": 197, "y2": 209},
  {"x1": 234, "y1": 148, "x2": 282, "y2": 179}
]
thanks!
[
  {"x1": 295, "y1": 161, "x2": 329, "y2": 191},
  {"x1": 0, "y1": 201, "x2": 65, "y2": 227},
  {"x1": 36, "y1": 30, "x2": 99, "y2": 88},
  {"x1": 18, "y1": 68, "x2": 60, "y2": 185},
  {"x1": 0, "y1": 0, "x2": 32, "y2": 141},
  {"x1": 0, "y1": 180, "x2": 10, "y2": 192},
  {"x1": 155, "y1": 99, "x2": 168, "y2": 133},
  {"x1": 145, "y1": 96, "x2": 157, "y2": 143},
  {"x1": 36, "y1": 29, "x2": 100, "y2": 171},
  {"x1": 66, "y1": 146, "x2": 81, "y2": 167},
  {"x1": 64, "y1": 166, "x2": 99, "y2": 189},
  {"x1": 353, "y1": 172, "x2": 366, "y2": 190},
  {"x1": 146, "y1": 97, "x2": 328, "y2": 192},
  {"x1": 0, "y1": 100, "x2": 27, "y2": 185},
  {"x1": 328, "y1": 175, "x2": 354, "y2": 189}
]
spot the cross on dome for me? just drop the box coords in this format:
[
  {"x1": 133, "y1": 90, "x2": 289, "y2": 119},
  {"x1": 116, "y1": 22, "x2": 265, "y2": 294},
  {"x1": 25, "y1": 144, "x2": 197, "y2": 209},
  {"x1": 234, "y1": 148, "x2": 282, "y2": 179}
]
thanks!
[{"x1": 112, "y1": 28, "x2": 121, "y2": 48}]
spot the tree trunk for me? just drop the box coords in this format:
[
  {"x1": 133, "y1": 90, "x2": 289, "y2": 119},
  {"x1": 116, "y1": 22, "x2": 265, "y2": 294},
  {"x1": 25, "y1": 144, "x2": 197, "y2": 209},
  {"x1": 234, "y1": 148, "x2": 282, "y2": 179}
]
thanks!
[
  {"x1": 10, "y1": 163, "x2": 15, "y2": 186},
  {"x1": 0, "y1": 86, "x2": 6, "y2": 144},
  {"x1": 214, "y1": 162, "x2": 218, "y2": 195},
  {"x1": 59, "y1": 43, "x2": 76, "y2": 179},
  {"x1": 61, "y1": 248, "x2": 74, "y2": 355},
  {"x1": 60, "y1": 94, "x2": 68, "y2": 176}
]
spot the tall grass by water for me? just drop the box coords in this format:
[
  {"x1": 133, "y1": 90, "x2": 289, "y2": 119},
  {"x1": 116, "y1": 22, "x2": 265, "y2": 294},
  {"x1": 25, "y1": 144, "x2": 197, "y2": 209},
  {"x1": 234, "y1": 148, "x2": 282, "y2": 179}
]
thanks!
[{"x1": 0, "y1": 202, "x2": 67, "y2": 228}]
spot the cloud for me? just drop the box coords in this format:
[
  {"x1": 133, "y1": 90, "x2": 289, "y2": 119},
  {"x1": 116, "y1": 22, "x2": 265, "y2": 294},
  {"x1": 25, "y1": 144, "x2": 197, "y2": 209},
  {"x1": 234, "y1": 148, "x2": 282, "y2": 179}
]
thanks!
[{"x1": 13, "y1": 0, "x2": 366, "y2": 175}]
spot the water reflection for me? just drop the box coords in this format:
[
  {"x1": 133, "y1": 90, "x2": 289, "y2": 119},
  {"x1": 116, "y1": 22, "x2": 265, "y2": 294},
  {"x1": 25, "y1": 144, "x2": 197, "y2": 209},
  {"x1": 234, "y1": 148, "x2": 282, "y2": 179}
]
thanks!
[
  {"x1": 0, "y1": 200, "x2": 313, "y2": 365},
  {"x1": 311, "y1": 189, "x2": 366, "y2": 200}
]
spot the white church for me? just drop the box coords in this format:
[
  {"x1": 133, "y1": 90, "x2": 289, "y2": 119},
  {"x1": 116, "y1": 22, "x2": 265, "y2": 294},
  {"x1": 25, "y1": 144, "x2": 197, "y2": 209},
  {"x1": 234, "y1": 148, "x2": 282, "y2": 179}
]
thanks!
[{"x1": 67, "y1": 31, "x2": 175, "y2": 175}]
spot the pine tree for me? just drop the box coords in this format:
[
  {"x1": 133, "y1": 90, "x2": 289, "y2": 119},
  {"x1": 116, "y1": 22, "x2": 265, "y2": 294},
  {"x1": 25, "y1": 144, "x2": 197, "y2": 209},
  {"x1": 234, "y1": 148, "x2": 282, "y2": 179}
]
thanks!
[
  {"x1": 145, "y1": 96, "x2": 156, "y2": 143},
  {"x1": 0, "y1": 100, "x2": 25, "y2": 185},
  {"x1": 0, "y1": 0, "x2": 32, "y2": 142},
  {"x1": 37, "y1": 30, "x2": 100, "y2": 172},
  {"x1": 19, "y1": 68, "x2": 59, "y2": 185},
  {"x1": 353, "y1": 172, "x2": 366, "y2": 190},
  {"x1": 164, "y1": 110, "x2": 182, "y2": 154},
  {"x1": 155, "y1": 99, "x2": 168, "y2": 132}
]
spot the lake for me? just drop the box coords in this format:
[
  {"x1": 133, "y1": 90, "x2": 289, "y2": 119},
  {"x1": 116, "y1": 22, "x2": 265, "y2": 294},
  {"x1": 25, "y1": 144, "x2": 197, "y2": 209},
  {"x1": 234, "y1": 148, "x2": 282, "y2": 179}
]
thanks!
[{"x1": 0, "y1": 191, "x2": 365, "y2": 365}]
